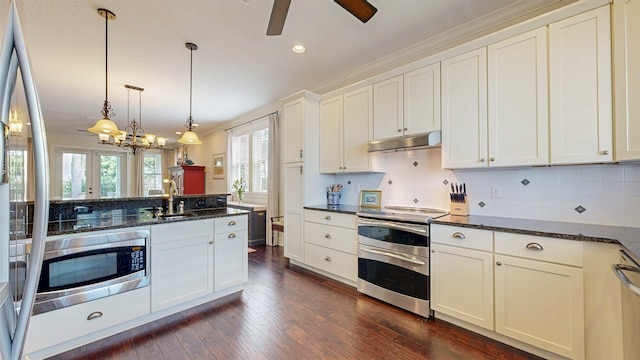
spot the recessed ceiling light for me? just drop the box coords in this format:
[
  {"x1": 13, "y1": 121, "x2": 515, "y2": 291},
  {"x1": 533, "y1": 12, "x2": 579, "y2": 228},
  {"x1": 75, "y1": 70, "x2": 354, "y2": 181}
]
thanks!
[{"x1": 292, "y1": 44, "x2": 306, "y2": 54}]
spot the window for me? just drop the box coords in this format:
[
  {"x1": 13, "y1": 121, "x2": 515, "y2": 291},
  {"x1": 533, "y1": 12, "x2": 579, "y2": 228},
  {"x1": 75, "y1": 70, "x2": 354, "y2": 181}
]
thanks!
[
  {"x1": 143, "y1": 152, "x2": 164, "y2": 196},
  {"x1": 54, "y1": 148, "x2": 127, "y2": 199},
  {"x1": 8, "y1": 148, "x2": 28, "y2": 201},
  {"x1": 230, "y1": 124, "x2": 269, "y2": 193}
]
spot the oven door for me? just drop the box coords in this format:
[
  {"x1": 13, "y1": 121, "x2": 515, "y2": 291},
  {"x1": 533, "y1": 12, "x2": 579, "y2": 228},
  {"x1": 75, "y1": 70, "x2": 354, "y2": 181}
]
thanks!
[
  {"x1": 357, "y1": 244, "x2": 430, "y2": 317},
  {"x1": 357, "y1": 217, "x2": 429, "y2": 257}
]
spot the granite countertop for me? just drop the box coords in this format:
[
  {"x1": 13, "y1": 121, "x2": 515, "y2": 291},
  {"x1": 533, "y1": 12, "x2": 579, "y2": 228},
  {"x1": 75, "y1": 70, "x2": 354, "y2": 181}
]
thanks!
[
  {"x1": 433, "y1": 215, "x2": 640, "y2": 262},
  {"x1": 304, "y1": 204, "x2": 361, "y2": 215},
  {"x1": 15, "y1": 207, "x2": 249, "y2": 240},
  {"x1": 228, "y1": 201, "x2": 267, "y2": 211}
]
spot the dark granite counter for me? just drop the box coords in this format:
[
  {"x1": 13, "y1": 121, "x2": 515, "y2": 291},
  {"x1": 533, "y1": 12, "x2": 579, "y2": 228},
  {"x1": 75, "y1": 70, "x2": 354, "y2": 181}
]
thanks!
[
  {"x1": 304, "y1": 204, "x2": 361, "y2": 215},
  {"x1": 433, "y1": 215, "x2": 640, "y2": 262}
]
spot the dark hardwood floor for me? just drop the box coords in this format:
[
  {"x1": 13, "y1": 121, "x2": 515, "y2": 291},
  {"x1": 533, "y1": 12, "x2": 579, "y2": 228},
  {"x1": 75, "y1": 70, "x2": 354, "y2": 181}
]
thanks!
[{"x1": 47, "y1": 246, "x2": 540, "y2": 360}]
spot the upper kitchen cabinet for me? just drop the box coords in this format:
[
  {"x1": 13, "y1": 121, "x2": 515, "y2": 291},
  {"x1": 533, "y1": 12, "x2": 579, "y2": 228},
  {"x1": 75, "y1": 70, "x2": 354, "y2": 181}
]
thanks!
[
  {"x1": 320, "y1": 86, "x2": 378, "y2": 173},
  {"x1": 283, "y1": 91, "x2": 321, "y2": 164},
  {"x1": 373, "y1": 75, "x2": 403, "y2": 140},
  {"x1": 613, "y1": 0, "x2": 640, "y2": 161},
  {"x1": 441, "y1": 47, "x2": 488, "y2": 169},
  {"x1": 488, "y1": 27, "x2": 549, "y2": 167},
  {"x1": 549, "y1": 6, "x2": 613, "y2": 165},
  {"x1": 404, "y1": 63, "x2": 441, "y2": 136}
]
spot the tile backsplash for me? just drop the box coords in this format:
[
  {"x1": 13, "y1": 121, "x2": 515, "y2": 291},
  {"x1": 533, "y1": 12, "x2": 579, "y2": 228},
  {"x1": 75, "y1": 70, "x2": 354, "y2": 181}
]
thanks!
[{"x1": 333, "y1": 149, "x2": 640, "y2": 228}]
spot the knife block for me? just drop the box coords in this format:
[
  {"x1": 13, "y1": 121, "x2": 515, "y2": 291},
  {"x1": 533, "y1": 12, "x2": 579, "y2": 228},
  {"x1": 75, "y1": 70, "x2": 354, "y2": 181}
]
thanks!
[{"x1": 450, "y1": 196, "x2": 470, "y2": 216}]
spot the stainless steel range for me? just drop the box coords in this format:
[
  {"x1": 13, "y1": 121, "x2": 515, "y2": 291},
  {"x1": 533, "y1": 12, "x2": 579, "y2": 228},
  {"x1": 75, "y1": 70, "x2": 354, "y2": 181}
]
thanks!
[{"x1": 356, "y1": 206, "x2": 448, "y2": 318}]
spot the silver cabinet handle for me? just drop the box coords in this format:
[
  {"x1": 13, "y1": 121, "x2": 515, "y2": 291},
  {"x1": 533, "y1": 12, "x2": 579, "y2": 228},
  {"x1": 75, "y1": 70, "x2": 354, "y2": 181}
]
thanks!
[
  {"x1": 228, "y1": 220, "x2": 236, "y2": 226},
  {"x1": 87, "y1": 311, "x2": 103, "y2": 321},
  {"x1": 325, "y1": 215, "x2": 331, "y2": 220},
  {"x1": 452, "y1": 232, "x2": 465, "y2": 239},
  {"x1": 360, "y1": 247, "x2": 425, "y2": 265},
  {"x1": 526, "y1": 243, "x2": 543, "y2": 251},
  {"x1": 490, "y1": 157, "x2": 495, "y2": 162},
  {"x1": 496, "y1": 262, "x2": 502, "y2": 266},
  {"x1": 325, "y1": 256, "x2": 332, "y2": 262},
  {"x1": 324, "y1": 234, "x2": 331, "y2": 239},
  {"x1": 480, "y1": 158, "x2": 486, "y2": 162},
  {"x1": 299, "y1": 149, "x2": 303, "y2": 158},
  {"x1": 228, "y1": 233, "x2": 236, "y2": 239},
  {"x1": 613, "y1": 264, "x2": 640, "y2": 297},
  {"x1": 602, "y1": 150, "x2": 610, "y2": 155}
]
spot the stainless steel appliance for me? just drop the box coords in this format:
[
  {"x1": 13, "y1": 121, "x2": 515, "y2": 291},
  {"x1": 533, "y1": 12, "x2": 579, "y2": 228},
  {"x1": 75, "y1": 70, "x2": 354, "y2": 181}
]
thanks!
[
  {"x1": 1, "y1": 2, "x2": 50, "y2": 360},
  {"x1": 356, "y1": 206, "x2": 448, "y2": 318},
  {"x1": 32, "y1": 230, "x2": 150, "y2": 314},
  {"x1": 613, "y1": 250, "x2": 640, "y2": 359}
]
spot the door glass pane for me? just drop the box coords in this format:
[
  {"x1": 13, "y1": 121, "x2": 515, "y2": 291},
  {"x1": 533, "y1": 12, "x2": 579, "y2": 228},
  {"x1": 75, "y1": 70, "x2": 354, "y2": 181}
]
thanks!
[
  {"x1": 143, "y1": 152, "x2": 163, "y2": 196},
  {"x1": 62, "y1": 152, "x2": 87, "y2": 199},
  {"x1": 99, "y1": 154, "x2": 122, "y2": 198},
  {"x1": 8, "y1": 149, "x2": 28, "y2": 201}
]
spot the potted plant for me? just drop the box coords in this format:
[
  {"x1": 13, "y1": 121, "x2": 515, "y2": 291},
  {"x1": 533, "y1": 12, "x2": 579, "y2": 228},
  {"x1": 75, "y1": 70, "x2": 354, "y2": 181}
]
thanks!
[{"x1": 232, "y1": 178, "x2": 246, "y2": 203}]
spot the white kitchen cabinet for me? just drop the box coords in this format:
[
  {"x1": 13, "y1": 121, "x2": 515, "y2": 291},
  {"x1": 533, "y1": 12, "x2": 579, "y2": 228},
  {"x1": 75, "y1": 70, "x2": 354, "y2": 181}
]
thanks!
[
  {"x1": 441, "y1": 47, "x2": 488, "y2": 169},
  {"x1": 430, "y1": 225, "x2": 494, "y2": 330},
  {"x1": 373, "y1": 75, "x2": 404, "y2": 140},
  {"x1": 403, "y1": 63, "x2": 441, "y2": 135},
  {"x1": 613, "y1": 0, "x2": 640, "y2": 161},
  {"x1": 549, "y1": 6, "x2": 613, "y2": 165},
  {"x1": 150, "y1": 219, "x2": 214, "y2": 312},
  {"x1": 283, "y1": 92, "x2": 320, "y2": 164},
  {"x1": 214, "y1": 215, "x2": 248, "y2": 292},
  {"x1": 284, "y1": 162, "x2": 304, "y2": 262},
  {"x1": 488, "y1": 27, "x2": 549, "y2": 167},
  {"x1": 319, "y1": 86, "x2": 375, "y2": 173}
]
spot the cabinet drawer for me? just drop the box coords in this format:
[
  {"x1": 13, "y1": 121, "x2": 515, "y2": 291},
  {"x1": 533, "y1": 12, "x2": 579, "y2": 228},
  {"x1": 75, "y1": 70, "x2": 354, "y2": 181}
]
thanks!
[
  {"x1": 304, "y1": 222, "x2": 357, "y2": 255},
  {"x1": 25, "y1": 287, "x2": 150, "y2": 354},
  {"x1": 494, "y1": 232, "x2": 583, "y2": 267},
  {"x1": 304, "y1": 243, "x2": 357, "y2": 282},
  {"x1": 431, "y1": 225, "x2": 493, "y2": 252},
  {"x1": 305, "y1": 210, "x2": 356, "y2": 229},
  {"x1": 215, "y1": 215, "x2": 248, "y2": 234},
  {"x1": 152, "y1": 219, "x2": 213, "y2": 245}
]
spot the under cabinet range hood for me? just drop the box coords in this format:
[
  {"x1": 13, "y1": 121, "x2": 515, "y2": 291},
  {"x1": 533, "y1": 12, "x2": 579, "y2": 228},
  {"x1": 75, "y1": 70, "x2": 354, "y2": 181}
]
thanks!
[{"x1": 367, "y1": 130, "x2": 441, "y2": 153}]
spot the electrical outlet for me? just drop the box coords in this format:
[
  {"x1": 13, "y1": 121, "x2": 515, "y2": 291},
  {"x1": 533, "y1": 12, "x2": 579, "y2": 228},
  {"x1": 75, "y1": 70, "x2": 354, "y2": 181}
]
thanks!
[{"x1": 491, "y1": 186, "x2": 502, "y2": 198}]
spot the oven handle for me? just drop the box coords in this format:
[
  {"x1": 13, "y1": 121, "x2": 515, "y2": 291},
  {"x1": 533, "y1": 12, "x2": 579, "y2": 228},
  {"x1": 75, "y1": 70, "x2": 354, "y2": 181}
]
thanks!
[
  {"x1": 360, "y1": 247, "x2": 426, "y2": 265},
  {"x1": 357, "y1": 218, "x2": 428, "y2": 236},
  {"x1": 613, "y1": 264, "x2": 640, "y2": 298}
]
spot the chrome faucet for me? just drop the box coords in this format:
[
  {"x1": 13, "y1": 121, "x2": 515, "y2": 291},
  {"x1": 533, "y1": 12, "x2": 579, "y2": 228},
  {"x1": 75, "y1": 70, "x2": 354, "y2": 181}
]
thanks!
[{"x1": 163, "y1": 178, "x2": 177, "y2": 214}]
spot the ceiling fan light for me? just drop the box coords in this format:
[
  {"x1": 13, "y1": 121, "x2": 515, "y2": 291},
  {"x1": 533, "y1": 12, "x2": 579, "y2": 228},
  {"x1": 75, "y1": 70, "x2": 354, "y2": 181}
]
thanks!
[
  {"x1": 178, "y1": 130, "x2": 202, "y2": 145},
  {"x1": 88, "y1": 118, "x2": 121, "y2": 136}
]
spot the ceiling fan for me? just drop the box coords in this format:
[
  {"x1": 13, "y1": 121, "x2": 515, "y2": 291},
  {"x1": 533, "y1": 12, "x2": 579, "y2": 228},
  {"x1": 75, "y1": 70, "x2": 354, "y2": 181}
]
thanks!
[{"x1": 266, "y1": 0, "x2": 378, "y2": 36}]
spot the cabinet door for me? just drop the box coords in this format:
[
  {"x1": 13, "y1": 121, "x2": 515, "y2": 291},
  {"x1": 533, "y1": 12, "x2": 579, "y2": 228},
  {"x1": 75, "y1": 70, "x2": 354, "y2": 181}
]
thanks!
[
  {"x1": 284, "y1": 163, "x2": 304, "y2": 262},
  {"x1": 214, "y1": 230, "x2": 248, "y2": 291},
  {"x1": 549, "y1": 6, "x2": 612, "y2": 164},
  {"x1": 283, "y1": 97, "x2": 305, "y2": 163},
  {"x1": 373, "y1": 75, "x2": 403, "y2": 140},
  {"x1": 430, "y1": 243, "x2": 494, "y2": 330},
  {"x1": 614, "y1": 0, "x2": 640, "y2": 161},
  {"x1": 319, "y1": 95, "x2": 343, "y2": 173},
  {"x1": 404, "y1": 63, "x2": 440, "y2": 135},
  {"x1": 151, "y1": 232, "x2": 213, "y2": 312},
  {"x1": 488, "y1": 28, "x2": 549, "y2": 167},
  {"x1": 343, "y1": 86, "x2": 373, "y2": 172},
  {"x1": 494, "y1": 254, "x2": 584, "y2": 359},
  {"x1": 442, "y1": 48, "x2": 488, "y2": 169}
]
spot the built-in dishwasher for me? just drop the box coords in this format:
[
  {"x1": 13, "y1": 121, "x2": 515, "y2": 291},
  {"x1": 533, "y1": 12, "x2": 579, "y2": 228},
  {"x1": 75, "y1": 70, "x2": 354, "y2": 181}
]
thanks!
[{"x1": 612, "y1": 250, "x2": 640, "y2": 359}]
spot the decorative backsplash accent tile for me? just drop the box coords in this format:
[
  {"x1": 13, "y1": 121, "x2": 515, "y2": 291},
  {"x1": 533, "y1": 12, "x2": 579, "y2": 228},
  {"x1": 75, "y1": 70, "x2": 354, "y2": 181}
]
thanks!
[
  {"x1": 413, "y1": 161, "x2": 419, "y2": 167},
  {"x1": 575, "y1": 205, "x2": 586, "y2": 214},
  {"x1": 521, "y1": 178, "x2": 530, "y2": 186},
  {"x1": 443, "y1": 179, "x2": 449, "y2": 185},
  {"x1": 413, "y1": 198, "x2": 419, "y2": 204},
  {"x1": 388, "y1": 180, "x2": 393, "y2": 185},
  {"x1": 347, "y1": 180, "x2": 351, "y2": 185},
  {"x1": 478, "y1": 201, "x2": 486, "y2": 208}
]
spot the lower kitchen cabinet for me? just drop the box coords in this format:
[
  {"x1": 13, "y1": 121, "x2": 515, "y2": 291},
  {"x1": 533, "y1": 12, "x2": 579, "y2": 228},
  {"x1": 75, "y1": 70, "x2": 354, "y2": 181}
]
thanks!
[
  {"x1": 214, "y1": 216, "x2": 248, "y2": 291},
  {"x1": 304, "y1": 243, "x2": 357, "y2": 282},
  {"x1": 151, "y1": 219, "x2": 214, "y2": 312}
]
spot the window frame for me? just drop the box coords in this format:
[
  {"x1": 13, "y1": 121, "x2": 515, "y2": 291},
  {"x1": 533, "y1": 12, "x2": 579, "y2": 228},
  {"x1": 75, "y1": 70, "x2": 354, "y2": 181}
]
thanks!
[{"x1": 228, "y1": 120, "x2": 269, "y2": 200}]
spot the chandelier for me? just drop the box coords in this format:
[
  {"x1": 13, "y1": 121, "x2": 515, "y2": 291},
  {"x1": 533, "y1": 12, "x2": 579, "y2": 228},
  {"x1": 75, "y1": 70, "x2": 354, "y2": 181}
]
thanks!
[
  {"x1": 8, "y1": 110, "x2": 22, "y2": 136},
  {"x1": 97, "y1": 85, "x2": 167, "y2": 155}
]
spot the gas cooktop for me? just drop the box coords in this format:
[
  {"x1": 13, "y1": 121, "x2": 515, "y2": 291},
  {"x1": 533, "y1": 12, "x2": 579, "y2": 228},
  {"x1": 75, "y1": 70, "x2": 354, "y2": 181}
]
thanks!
[{"x1": 356, "y1": 206, "x2": 449, "y2": 223}]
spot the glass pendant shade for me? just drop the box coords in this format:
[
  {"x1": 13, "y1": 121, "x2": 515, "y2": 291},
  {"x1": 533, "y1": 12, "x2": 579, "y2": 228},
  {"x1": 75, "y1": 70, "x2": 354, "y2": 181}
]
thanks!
[
  {"x1": 98, "y1": 133, "x2": 110, "y2": 142},
  {"x1": 156, "y1": 137, "x2": 167, "y2": 147},
  {"x1": 178, "y1": 130, "x2": 202, "y2": 144},
  {"x1": 145, "y1": 133, "x2": 156, "y2": 144},
  {"x1": 88, "y1": 118, "x2": 120, "y2": 136}
]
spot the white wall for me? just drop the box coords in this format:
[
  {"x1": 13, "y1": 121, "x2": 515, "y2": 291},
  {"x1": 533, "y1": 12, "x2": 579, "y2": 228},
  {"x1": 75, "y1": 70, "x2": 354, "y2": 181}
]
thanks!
[{"x1": 333, "y1": 149, "x2": 640, "y2": 228}]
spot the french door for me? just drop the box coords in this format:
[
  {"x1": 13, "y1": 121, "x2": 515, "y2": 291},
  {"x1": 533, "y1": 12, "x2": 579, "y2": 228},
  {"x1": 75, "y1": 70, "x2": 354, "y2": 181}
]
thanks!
[{"x1": 53, "y1": 148, "x2": 127, "y2": 199}]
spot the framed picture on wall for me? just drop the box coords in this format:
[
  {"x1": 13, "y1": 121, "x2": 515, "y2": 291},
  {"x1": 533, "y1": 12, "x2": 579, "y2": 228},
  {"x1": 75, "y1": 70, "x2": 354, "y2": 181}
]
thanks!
[
  {"x1": 360, "y1": 190, "x2": 382, "y2": 208},
  {"x1": 212, "y1": 153, "x2": 225, "y2": 179}
]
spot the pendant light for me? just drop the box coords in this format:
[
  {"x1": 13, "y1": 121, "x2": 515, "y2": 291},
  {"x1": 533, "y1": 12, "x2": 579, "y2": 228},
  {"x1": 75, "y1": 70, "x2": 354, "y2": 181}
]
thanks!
[
  {"x1": 88, "y1": 8, "x2": 120, "y2": 137},
  {"x1": 178, "y1": 42, "x2": 202, "y2": 145}
]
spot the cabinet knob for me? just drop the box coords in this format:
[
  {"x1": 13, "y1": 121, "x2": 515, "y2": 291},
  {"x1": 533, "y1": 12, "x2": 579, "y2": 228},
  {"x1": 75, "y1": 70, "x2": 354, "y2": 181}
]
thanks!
[
  {"x1": 496, "y1": 262, "x2": 502, "y2": 266},
  {"x1": 431, "y1": 249, "x2": 436, "y2": 253},
  {"x1": 228, "y1": 233, "x2": 237, "y2": 239},
  {"x1": 601, "y1": 150, "x2": 610, "y2": 155},
  {"x1": 299, "y1": 149, "x2": 303, "y2": 158},
  {"x1": 325, "y1": 215, "x2": 332, "y2": 220},
  {"x1": 452, "y1": 232, "x2": 466, "y2": 239},
  {"x1": 525, "y1": 242, "x2": 543, "y2": 251},
  {"x1": 397, "y1": 129, "x2": 402, "y2": 132},
  {"x1": 87, "y1": 311, "x2": 103, "y2": 321},
  {"x1": 325, "y1": 234, "x2": 332, "y2": 239},
  {"x1": 325, "y1": 256, "x2": 332, "y2": 262},
  {"x1": 228, "y1": 220, "x2": 237, "y2": 226},
  {"x1": 404, "y1": 128, "x2": 408, "y2": 131},
  {"x1": 480, "y1": 158, "x2": 486, "y2": 162},
  {"x1": 490, "y1": 157, "x2": 495, "y2": 162}
]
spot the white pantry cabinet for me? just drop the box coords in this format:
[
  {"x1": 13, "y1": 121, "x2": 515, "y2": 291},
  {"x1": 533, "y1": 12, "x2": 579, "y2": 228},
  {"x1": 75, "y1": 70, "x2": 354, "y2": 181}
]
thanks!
[
  {"x1": 487, "y1": 27, "x2": 549, "y2": 167},
  {"x1": 319, "y1": 86, "x2": 375, "y2": 173},
  {"x1": 613, "y1": 0, "x2": 640, "y2": 161},
  {"x1": 284, "y1": 162, "x2": 304, "y2": 262},
  {"x1": 283, "y1": 92, "x2": 320, "y2": 164},
  {"x1": 214, "y1": 216, "x2": 248, "y2": 291},
  {"x1": 549, "y1": 6, "x2": 613, "y2": 165},
  {"x1": 150, "y1": 219, "x2": 214, "y2": 312},
  {"x1": 441, "y1": 47, "x2": 488, "y2": 169}
]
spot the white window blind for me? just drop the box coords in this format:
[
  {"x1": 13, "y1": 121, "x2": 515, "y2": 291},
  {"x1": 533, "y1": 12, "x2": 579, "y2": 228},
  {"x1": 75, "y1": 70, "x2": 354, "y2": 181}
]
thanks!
[
  {"x1": 252, "y1": 127, "x2": 269, "y2": 192},
  {"x1": 230, "y1": 123, "x2": 269, "y2": 193},
  {"x1": 231, "y1": 133, "x2": 250, "y2": 187}
]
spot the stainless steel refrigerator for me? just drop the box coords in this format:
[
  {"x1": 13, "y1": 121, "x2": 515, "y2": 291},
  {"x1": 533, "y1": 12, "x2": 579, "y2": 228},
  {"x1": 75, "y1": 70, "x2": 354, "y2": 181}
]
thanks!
[{"x1": 0, "y1": 1, "x2": 49, "y2": 360}]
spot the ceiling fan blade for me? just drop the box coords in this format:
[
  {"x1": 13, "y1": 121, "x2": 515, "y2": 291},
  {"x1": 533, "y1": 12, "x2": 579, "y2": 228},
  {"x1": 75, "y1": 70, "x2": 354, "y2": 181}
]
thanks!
[
  {"x1": 334, "y1": 0, "x2": 377, "y2": 23},
  {"x1": 266, "y1": 0, "x2": 291, "y2": 36}
]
